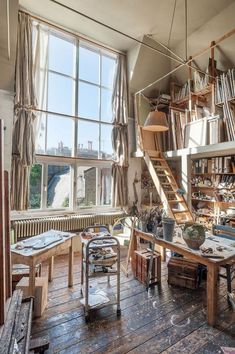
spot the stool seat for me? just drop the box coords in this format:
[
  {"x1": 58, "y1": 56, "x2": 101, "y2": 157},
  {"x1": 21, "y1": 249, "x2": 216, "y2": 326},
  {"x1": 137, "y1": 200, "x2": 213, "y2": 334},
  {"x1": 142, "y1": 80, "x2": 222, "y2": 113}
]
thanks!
[{"x1": 12, "y1": 263, "x2": 41, "y2": 290}]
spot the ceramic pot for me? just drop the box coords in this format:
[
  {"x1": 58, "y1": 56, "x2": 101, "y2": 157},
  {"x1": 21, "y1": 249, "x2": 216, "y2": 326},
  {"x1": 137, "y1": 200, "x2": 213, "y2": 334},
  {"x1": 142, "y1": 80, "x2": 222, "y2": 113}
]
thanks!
[{"x1": 182, "y1": 222, "x2": 205, "y2": 250}]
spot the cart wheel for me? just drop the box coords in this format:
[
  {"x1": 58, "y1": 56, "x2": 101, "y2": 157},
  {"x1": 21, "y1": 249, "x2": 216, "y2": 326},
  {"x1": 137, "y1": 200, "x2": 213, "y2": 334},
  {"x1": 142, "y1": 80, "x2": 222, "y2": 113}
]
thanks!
[{"x1": 117, "y1": 309, "x2": 121, "y2": 317}]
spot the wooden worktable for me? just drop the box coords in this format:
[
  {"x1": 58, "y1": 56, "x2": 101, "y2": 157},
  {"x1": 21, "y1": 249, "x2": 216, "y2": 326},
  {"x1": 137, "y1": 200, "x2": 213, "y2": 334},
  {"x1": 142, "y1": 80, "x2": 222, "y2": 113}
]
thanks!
[
  {"x1": 11, "y1": 230, "x2": 75, "y2": 297},
  {"x1": 133, "y1": 228, "x2": 235, "y2": 326}
]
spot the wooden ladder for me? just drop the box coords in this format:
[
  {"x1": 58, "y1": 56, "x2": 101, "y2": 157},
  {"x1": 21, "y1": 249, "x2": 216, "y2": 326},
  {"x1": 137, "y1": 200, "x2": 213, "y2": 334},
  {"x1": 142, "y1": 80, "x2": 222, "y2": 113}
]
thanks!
[{"x1": 144, "y1": 151, "x2": 193, "y2": 224}]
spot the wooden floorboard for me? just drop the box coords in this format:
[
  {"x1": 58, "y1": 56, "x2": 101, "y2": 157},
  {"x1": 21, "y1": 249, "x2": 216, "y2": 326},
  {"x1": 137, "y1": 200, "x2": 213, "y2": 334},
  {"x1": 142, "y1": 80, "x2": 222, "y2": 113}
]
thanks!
[{"x1": 32, "y1": 253, "x2": 234, "y2": 354}]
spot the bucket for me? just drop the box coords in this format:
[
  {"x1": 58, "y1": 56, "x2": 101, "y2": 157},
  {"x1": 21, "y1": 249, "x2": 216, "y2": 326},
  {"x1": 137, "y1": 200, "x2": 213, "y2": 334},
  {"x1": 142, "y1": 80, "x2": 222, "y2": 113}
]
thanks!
[{"x1": 162, "y1": 217, "x2": 175, "y2": 242}]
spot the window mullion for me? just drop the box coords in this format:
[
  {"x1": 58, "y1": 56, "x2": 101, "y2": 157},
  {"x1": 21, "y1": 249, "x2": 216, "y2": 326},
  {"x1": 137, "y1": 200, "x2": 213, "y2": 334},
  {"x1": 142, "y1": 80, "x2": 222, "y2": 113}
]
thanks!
[
  {"x1": 73, "y1": 39, "x2": 80, "y2": 210},
  {"x1": 42, "y1": 163, "x2": 48, "y2": 210}
]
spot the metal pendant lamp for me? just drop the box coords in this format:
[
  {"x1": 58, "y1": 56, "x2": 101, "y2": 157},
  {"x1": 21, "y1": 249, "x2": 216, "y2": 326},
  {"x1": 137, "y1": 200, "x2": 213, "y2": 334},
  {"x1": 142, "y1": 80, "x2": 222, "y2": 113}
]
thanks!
[{"x1": 143, "y1": 110, "x2": 169, "y2": 132}]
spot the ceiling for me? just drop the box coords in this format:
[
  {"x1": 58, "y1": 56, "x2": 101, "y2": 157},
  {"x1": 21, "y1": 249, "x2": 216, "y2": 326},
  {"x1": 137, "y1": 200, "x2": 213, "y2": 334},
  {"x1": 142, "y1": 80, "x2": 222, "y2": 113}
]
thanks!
[{"x1": 19, "y1": 0, "x2": 235, "y2": 52}]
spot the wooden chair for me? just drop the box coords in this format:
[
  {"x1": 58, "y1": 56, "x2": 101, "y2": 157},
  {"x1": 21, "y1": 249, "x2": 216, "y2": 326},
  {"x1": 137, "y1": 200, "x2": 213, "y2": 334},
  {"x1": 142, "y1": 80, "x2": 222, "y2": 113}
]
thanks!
[{"x1": 212, "y1": 224, "x2": 235, "y2": 300}]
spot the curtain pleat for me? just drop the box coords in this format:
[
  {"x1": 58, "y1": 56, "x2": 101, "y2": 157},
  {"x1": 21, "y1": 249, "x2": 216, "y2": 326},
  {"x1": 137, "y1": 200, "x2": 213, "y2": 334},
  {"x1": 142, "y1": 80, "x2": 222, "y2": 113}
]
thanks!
[
  {"x1": 11, "y1": 13, "x2": 37, "y2": 210},
  {"x1": 111, "y1": 55, "x2": 129, "y2": 208}
]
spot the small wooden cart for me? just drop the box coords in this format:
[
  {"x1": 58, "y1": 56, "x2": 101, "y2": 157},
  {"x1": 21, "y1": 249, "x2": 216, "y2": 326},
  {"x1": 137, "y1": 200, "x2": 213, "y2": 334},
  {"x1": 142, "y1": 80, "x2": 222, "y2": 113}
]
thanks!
[{"x1": 80, "y1": 235, "x2": 121, "y2": 322}]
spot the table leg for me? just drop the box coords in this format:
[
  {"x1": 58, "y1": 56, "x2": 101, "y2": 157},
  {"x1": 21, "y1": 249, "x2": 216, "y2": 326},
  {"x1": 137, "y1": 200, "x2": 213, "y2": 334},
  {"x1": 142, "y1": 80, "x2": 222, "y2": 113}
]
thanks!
[
  {"x1": 48, "y1": 256, "x2": 54, "y2": 282},
  {"x1": 68, "y1": 242, "x2": 74, "y2": 287},
  {"x1": 154, "y1": 245, "x2": 166, "y2": 262},
  {"x1": 29, "y1": 261, "x2": 36, "y2": 297},
  {"x1": 207, "y1": 264, "x2": 218, "y2": 326},
  {"x1": 157, "y1": 254, "x2": 161, "y2": 284}
]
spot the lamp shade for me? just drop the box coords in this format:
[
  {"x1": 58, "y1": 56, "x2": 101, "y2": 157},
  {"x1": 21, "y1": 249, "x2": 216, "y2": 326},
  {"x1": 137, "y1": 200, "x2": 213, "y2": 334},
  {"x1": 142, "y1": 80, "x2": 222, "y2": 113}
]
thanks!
[{"x1": 143, "y1": 111, "x2": 169, "y2": 132}]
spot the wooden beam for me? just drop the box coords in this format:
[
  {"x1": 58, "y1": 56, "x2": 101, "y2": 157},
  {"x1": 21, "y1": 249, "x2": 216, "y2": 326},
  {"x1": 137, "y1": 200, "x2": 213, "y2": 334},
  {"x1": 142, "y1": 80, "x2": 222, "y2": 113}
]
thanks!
[{"x1": 0, "y1": 120, "x2": 6, "y2": 325}]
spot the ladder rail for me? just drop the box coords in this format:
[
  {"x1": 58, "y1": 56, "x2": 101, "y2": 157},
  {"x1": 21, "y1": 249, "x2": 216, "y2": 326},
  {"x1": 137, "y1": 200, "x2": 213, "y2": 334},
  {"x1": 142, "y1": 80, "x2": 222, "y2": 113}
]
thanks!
[{"x1": 144, "y1": 151, "x2": 193, "y2": 224}]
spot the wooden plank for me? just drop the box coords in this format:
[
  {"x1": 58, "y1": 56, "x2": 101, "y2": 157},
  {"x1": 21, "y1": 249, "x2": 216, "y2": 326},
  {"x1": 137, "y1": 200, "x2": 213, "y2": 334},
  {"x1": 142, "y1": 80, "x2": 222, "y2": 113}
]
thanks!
[
  {"x1": 4, "y1": 171, "x2": 11, "y2": 299},
  {"x1": 0, "y1": 120, "x2": 5, "y2": 325},
  {"x1": 0, "y1": 290, "x2": 23, "y2": 353}
]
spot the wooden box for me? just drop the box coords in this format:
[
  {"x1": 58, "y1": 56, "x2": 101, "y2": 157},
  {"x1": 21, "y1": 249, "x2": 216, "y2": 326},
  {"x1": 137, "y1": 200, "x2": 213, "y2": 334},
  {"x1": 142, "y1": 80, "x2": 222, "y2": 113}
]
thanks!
[
  {"x1": 16, "y1": 277, "x2": 48, "y2": 317},
  {"x1": 133, "y1": 250, "x2": 161, "y2": 285},
  {"x1": 167, "y1": 257, "x2": 199, "y2": 289}
]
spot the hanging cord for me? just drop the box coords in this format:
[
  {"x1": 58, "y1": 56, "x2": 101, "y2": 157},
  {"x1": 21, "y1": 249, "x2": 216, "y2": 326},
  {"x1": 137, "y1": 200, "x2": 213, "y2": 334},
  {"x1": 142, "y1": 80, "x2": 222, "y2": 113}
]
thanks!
[
  {"x1": 185, "y1": 0, "x2": 188, "y2": 60},
  {"x1": 167, "y1": 0, "x2": 177, "y2": 49}
]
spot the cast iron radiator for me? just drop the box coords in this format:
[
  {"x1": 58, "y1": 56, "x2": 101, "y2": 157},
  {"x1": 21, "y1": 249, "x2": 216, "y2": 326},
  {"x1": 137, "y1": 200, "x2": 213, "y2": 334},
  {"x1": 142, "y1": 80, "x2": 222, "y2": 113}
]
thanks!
[{"x1": 11, "y1": 211, "x2": 125, "y2": 241}]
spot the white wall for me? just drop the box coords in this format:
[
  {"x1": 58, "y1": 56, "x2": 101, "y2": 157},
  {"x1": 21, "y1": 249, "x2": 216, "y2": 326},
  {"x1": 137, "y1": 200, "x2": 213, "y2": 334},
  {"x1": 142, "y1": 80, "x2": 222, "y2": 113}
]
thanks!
[
  {"x1": 0, "y1": 0, "x2": 18, "y2": 172},
  {"x1": 129, "y1": 35, "x2": 171, "y2": 97}
]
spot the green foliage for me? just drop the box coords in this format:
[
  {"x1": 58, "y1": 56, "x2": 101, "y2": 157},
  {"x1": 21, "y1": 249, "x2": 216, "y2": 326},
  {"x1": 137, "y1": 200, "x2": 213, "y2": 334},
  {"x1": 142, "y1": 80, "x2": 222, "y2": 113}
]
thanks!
[
  {"x1": 62, "y1": 196, "x2": 69, "y2": 207},
  {"x1": 29, "y1": 194, "x2": 41, "y2": 209},
  {"x1": 30, "y1": 164, "x2": 42, "y2": 186}
]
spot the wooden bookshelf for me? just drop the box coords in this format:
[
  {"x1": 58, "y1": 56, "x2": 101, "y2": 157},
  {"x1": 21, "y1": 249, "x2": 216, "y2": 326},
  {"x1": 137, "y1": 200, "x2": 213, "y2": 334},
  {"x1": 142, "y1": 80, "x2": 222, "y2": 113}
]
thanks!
[{"x1": 191, "y1": 155, "x2": 235, "y2": 228}]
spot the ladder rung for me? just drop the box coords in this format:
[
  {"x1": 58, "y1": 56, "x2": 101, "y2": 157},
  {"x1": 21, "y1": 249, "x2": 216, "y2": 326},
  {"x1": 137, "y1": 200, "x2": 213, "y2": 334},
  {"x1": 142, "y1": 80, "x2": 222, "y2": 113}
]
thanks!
[
  {"x1": 173, "y1": 210, "x2": 189, "y2": 214},
  {"x1": 168, "y1": 199, "x2": 184, "y2": 203},
  {"x1": 155, "y1": 166, "x2": 169, "y2": 170},
  {"x1": 151, "y1": 158, "x2": 165, "y2": 161}
]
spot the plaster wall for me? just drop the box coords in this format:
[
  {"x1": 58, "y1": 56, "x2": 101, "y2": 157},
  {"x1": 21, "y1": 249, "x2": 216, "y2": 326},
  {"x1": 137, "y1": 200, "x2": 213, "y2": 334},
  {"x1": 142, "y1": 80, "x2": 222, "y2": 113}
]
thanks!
[{"x1": 171, "y1": 1, "x2": 235, "y2": 84}]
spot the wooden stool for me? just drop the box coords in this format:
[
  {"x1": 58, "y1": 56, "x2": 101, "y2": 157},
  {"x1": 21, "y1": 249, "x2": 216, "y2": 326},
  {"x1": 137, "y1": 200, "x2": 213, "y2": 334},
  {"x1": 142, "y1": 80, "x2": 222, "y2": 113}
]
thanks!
[
  {"x1": 16, "y1": 277, "x2": 48, "y2": 317},
  {"x1": 12, "y1": 264, "x2": 41, "y2": 291}
]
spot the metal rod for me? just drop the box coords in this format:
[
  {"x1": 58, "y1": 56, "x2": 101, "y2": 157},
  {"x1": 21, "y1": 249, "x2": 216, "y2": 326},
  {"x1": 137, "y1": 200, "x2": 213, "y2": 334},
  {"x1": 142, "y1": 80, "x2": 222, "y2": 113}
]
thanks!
[
  {"x1": 185, "y1": 0, "x2": 188, "y2": 60},
  {"x1": 49, "y1": 1, "x2": 221, "y2": 83},
  {"x1": 136, "y1": 27, "x2": 235, "y2": 95},
  {"x1": 147, "y1": 34, "x2": 185, "y2": 63},
  {"x1": 50, "y1": 0, "x2": 185, "y2": 65}
]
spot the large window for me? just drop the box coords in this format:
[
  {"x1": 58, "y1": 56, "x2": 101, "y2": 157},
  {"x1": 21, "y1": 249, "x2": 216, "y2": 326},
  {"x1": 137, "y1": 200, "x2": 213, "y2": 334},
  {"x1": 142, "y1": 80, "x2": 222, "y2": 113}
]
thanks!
[{"x1": 29, "y1": 25, "x2": 117, "y2": 211}]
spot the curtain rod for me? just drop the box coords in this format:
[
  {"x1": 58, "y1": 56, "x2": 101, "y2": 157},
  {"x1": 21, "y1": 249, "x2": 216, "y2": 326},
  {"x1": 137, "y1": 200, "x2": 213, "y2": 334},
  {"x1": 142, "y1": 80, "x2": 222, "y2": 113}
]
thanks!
[{"x1": 18, "y1": 8, "x2": 125, "y2": 57}]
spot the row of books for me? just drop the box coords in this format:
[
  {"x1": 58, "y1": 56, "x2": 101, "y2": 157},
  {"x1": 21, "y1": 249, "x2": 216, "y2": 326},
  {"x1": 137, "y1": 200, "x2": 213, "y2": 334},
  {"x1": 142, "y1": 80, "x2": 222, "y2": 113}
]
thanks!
[
  {"x1": 215, "y1": 69, "x2": 235, "y2": 104},
  {"x1": 192, "y1": 157, "x2": 234, "y2": 174},
  {"x1": 173, "y1": 81, "x2": 190, "y2": 102}
]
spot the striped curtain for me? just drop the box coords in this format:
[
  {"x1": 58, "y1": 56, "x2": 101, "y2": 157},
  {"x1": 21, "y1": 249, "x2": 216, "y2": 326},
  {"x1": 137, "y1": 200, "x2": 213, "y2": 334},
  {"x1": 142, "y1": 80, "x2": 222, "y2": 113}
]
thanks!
[
  {"x1": 111, "y1": 55, "x2": 129, "y2": 208},
  {"x1": 11, "y1": 13, "x2": 36, "y2": 210}
]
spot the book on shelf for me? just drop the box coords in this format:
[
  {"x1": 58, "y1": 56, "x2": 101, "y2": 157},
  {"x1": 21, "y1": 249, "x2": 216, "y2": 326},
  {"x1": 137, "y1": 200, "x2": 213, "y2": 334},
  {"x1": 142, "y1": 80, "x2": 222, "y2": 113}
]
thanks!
[
  {"x1": 215, "y1": 68, "x2": 235, "y2": 142},
  {"x1": 192, "y1": 157, "x2": 234, "y2": 174}
]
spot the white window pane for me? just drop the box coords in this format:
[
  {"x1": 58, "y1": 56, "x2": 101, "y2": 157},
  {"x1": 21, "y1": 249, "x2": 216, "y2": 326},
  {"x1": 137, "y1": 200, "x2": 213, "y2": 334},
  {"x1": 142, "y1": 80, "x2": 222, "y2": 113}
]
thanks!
[
  {"x1": 79, "y1": 46, "x2": 100, "y2": 84},
  {"x1": 102, "y1": 55, "x2": 116, "y2": 88},
  {"x1": 77, "y1": 120, "x2": 99, "y2": 159},
  {"x1": 47, "y1": 165, "x2": 70, "y2": 208},
  {"x1": 100, "y1": 124, "x2": 113, "y2": 159},
  {"x1": 78, "y1": 82, "x2": 99, "y2": 119},
  {"x1": 35, "y1": 113, "x2": 46, "y2": 154},
  {"x1": 46, "y1": 114, "x2": 73, "y2": 156},
  {"x1": 99, "y1": 167, "x2": 111, "y2": 205},
  {"x1": 48, "y1": 72, "x2": 75, "y2": 115},
  {"x1": 77, "y1": 166, "x2": 97, "y2": 207},
  {"x1": 29, "y1": 164, "x2": 42, "y2": 209},
  {"x1": 49, "y1": 34, "x2": 76, "y2": 77},
  {"x1": 101, "y1": 88, "x2": 113, "y2": 123}
]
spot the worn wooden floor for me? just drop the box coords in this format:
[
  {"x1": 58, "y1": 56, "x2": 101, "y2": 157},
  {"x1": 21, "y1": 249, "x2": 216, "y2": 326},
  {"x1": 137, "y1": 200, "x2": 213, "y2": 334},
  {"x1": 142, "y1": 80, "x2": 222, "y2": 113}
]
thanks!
[{"x1": 32, "y1": 253, "x2": 235, "y2": 354}]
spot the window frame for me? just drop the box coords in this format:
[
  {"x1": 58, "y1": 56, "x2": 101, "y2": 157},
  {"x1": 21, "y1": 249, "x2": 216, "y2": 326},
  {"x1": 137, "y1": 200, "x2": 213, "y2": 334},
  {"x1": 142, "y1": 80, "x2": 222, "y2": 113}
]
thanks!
[{"x1": 25, "y1": 27, "x2": 118, "y2": 214}]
